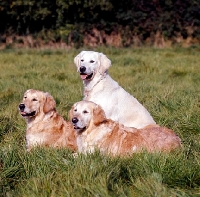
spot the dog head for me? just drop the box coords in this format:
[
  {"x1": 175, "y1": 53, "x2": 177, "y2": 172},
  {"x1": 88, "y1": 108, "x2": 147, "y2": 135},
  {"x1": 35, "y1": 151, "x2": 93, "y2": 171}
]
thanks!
[
  {"x1": 19, "y1": 89, "x2": 56, "y2": 119},
  {"x1": 69, "y1": 101, "x2": 106, "y2": 133},
  {"x1": 74, "y1": 51, "x2": 111, "y2": 81}
]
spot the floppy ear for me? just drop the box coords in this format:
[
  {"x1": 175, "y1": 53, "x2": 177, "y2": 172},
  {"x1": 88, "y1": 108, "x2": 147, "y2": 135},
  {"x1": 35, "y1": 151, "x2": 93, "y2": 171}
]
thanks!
[
  {"x1": 98, "y1": 53, "x2": 111, "y2": 74},
  {"x1": 74, "y1": 54, "x2": 80, "y2": 68},
  {"x1": 74, "y1": 51, "x2": 86, "y2": 68},
  {"x1": 93, "y1": 104, "x2": 106, "y2": 125},
  {"x1": 43, "y1": 93, "x2": 56, "y2": 113}
]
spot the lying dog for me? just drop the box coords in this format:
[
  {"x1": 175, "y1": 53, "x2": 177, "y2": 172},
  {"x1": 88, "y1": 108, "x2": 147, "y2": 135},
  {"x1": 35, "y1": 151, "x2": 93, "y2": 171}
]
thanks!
[
  {"x1": 19, "y1": 89, "x2": 77, "y2": 151},
  {"x1": 70, "y1": 101, "x2": 182, "y2": 156},
  {"x1": 74, "y1": 51, "x2": 156, "y2": 129}
]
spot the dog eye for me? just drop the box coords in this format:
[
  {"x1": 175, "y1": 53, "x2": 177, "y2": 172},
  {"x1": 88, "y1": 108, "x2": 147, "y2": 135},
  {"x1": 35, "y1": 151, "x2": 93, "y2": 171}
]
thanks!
[
  {"x1": 74, "y1": 109, "x2": 77, "y2": 112},
  {"x1": 90, "y1": 60, "x2": 94, "y2": 63},
  {"x1": 32, "y1": 98, "x2": 37, "y2": 101},
  {"x1": 81, "y1": 59, "x2": 84, "y2": 62},
  {"x1": 83, "y1": 110, "x2": 88, "y2": 114}
]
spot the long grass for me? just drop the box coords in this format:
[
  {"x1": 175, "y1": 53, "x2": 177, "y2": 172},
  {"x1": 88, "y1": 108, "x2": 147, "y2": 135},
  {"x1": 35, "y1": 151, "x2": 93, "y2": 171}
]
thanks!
[{"x1": 0, "y1": 46, "x2": 200, "y2": 196}]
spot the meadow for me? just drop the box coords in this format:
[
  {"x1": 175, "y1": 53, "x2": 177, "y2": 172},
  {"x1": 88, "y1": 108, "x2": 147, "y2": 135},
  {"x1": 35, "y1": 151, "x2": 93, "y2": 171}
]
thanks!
[{"x1": 0, "y1": 46, "x2": 200, "y2": 196}]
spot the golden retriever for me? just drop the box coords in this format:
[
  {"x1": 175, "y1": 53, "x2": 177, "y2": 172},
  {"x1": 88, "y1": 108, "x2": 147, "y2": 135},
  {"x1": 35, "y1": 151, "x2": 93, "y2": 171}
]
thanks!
[
  {"x1": 19, "y1": 89, "x2": 77, "y2": 151},
  {"x1": 70, "y1": 101, "x2": 181, "y2": 156},
  {"x1": 74, "y1": 51, "x2": 156, "y2": 129}
]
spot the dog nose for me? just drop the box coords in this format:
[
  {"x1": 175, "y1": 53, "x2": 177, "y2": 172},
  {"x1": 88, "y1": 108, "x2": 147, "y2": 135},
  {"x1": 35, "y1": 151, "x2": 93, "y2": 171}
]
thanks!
[
  {"x1": 80, "y1": 66, "x2": 86, "y2": 73},
  {"x1": 19, "y1": 103, "x2": 25, "y2": 111},
  {"x1": 72, "y1": 117, "x2": 78, "y2": 124}
]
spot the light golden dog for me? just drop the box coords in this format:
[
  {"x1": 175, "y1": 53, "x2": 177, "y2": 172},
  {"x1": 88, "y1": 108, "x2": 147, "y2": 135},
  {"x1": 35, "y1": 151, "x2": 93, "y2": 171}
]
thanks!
[
  {"x1": 74, "y1": 51, "x2": 156, "y2": 129},
  {"x1": 70, "y1": 101, "x2": 181, "y2": 156},
  {"x1": 19, "y1": 89, "x2": 77, "y2": 151}
]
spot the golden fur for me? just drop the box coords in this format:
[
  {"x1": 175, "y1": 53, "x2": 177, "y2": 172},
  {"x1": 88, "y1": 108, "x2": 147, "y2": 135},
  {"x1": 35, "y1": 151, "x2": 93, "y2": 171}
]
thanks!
[
  {"x1": 70, "y1": 101, "x2": 182, "y2": 156},
  {"x1": 19, "y1": 89, "x2": 77, "y2": 151}
]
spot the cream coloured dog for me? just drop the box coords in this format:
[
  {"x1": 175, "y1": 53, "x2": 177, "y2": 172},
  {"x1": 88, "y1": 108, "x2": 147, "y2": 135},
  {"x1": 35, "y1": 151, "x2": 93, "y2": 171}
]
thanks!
[
  {"x1": 74, "y1": 51, "x2": 156, "y2": 129},
  {"x1": 19, "y1": 89, "x2": 77, "y2": 151},
  {"x1": 70, "y1": 101, "x2": 182, "y2": 156}
]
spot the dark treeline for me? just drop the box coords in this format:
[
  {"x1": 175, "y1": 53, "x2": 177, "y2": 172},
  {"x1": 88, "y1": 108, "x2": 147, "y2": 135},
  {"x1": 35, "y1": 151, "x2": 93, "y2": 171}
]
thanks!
[{"x1": 0, "y1": 0, "x2": 199, "y2": 48}]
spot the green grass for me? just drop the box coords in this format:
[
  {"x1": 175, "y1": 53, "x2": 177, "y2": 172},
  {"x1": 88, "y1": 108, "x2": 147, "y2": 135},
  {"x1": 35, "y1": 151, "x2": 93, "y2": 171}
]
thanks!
[{"x1": 0, "y1": 46, "x2": 200, "y2": 196}]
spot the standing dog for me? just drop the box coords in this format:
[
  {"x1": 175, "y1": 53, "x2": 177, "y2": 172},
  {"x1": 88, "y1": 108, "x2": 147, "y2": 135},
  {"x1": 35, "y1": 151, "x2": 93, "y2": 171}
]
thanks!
[
  {"x1": 74, "y1": 51, "x2": 156, "y2": 129},
  {"x1": 70, "y1": 101, "x2": 181, "y2": 156},
  {"x1": 19, "y1": 89, "x2": 77, "y2": 151}
]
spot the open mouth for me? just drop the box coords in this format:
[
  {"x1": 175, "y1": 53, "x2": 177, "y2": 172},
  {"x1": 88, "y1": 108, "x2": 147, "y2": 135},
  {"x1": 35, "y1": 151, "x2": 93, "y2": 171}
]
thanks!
[
  {"x1": 21, "y1": 111, "x2": 36, "y2": 117},
  {"x1": 74, "y1": 126, "x2": 86, "y2": 133},
  {"x1": 80, "y1": 73, "x2": 93, "y2": 80}
]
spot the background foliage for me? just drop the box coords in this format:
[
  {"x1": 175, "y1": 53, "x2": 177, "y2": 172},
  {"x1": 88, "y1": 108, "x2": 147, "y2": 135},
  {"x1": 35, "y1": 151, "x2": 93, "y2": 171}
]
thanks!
[{"x1": 0, "y1": 0, "x2": 200, "y2": 47}]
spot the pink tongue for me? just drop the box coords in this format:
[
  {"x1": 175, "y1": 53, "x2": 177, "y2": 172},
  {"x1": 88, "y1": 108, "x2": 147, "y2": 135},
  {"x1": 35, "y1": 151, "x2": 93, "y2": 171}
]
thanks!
[{"x1": 80, "y1": 74, "x2": 87, "y2": 80}]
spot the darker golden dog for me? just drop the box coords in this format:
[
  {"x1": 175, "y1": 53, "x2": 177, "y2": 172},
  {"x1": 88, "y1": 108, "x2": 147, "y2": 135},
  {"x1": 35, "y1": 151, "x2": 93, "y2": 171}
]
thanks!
[
  {"x1": 19, "y1": 89, "x2": 77, "y2": 151},
  {"x1": 70, "y1": 101, "x2": 181, "y2": 156}
]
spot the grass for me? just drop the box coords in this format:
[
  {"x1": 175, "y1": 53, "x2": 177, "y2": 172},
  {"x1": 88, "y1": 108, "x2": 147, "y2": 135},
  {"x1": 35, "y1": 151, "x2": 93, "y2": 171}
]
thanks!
[{"x1": 0, "y1": 46, "x2": 200, "y2": 196}]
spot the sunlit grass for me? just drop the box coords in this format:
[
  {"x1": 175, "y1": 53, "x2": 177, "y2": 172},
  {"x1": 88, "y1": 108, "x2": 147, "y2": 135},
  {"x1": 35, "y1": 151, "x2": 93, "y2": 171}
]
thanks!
[{"x1": 0, "y1": 46, "x2": 200, "y2": 196}]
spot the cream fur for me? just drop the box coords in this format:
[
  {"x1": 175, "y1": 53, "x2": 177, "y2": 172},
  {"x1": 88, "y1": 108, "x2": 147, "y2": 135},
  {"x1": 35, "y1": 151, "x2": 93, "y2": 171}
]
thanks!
[{"x1": 74, "y1": 51, "x2": 156, "y2": 129}]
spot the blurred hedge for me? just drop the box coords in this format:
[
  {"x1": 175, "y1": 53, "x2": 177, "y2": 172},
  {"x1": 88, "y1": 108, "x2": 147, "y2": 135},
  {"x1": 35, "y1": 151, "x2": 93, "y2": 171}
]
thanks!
[{"x1": 0, "y1": 0, "x2": 199, "y2": 47}]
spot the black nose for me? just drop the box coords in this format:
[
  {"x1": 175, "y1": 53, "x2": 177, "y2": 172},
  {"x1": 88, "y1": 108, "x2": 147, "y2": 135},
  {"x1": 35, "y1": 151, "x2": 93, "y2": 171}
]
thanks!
[
  {"x1": 80, "y1": 66, "x2": 86, "y2": 73},
  {"x1": 19, "y1": 103, "x2": 25, "y2": 111},
  {"x1": 72, "y1": 117, "x2": 78, "y2": 124}
]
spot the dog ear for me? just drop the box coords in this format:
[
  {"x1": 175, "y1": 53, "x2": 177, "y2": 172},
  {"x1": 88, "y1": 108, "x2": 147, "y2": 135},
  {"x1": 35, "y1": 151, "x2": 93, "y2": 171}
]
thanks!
[
  {"x1": 74, "y1": 54, "x2": 80, "y2": 68},
  {"x1": 74, "y1": 51, "x2": 86, "y2": 68},
  {"x1": 93, "y1": 104, "x2": 106, "y2": 125},
  {"x1": 43, "y1": 93, "x2": 56, "y2": 113},
  {"x1": 98, "y1": 53, "x2": 111, "y2": 74}
]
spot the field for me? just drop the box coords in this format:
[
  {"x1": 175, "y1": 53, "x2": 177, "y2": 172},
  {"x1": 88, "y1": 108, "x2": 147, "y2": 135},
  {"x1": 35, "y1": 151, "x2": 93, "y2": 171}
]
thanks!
[{"x1": 0, "y1": 46, "x2": 200, "y2": 196}]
